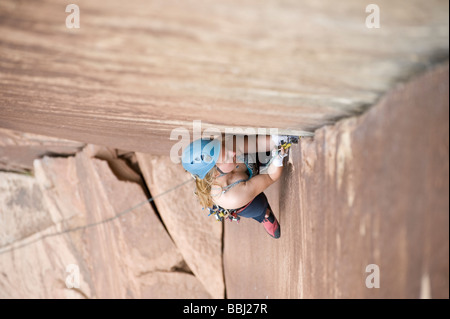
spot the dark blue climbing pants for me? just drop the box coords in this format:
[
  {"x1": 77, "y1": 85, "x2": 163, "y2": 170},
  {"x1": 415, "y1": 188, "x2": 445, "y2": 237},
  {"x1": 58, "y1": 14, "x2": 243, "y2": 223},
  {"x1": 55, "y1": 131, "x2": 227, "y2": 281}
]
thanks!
[{"x1": 237, "y1": 192, "x2": 270, "y2": 223}]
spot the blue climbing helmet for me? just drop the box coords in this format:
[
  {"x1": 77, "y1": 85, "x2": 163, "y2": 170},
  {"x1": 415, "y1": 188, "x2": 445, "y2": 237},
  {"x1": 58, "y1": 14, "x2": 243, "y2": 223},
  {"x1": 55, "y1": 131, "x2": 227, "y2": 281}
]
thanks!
[{"x1": 182, "y1": 138, "x2": 221, "y2": 179}]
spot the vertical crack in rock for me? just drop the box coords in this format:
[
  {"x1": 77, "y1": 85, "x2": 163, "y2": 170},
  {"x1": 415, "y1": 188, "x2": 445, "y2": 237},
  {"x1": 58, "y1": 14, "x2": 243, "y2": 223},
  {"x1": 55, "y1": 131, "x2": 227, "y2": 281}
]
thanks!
[
  {"x1": 0, "y1": 144, "x2": 213, "y2": 298},
  {"x1": 221, "y1": 221, "x2": 228, "y2": 299},
  {"x1": 222, "y1": 62, "x2": 449, "y2": 299},
  {"x1": 135, "y1": 153, "x2": 225, "y2": 299}
]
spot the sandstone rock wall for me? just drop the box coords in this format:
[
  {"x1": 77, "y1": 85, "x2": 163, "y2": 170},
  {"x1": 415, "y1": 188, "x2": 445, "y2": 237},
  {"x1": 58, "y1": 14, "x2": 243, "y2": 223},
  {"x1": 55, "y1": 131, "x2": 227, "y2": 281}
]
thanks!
[
  {"x1": 0, "y1": 145, "x2": 213, "y2": 298},
  {"x1": 223, "y1": 63, "x2": 449, "y2": 298},
  {"x1": 136, "y1": 154, "x2": 224, "y2": 299},
  {"x1": 0, "y1": 64, "x2": 448, "y2": 298},
  {"x1": 0, "y1": 0, "x2": 448, "y2": 153},
  {"x1": 0, "y1": 128, "x2": 84, "y2": 173},
  {"x1": 0, "y1": 0, "x2": 448, "y2": 299}
]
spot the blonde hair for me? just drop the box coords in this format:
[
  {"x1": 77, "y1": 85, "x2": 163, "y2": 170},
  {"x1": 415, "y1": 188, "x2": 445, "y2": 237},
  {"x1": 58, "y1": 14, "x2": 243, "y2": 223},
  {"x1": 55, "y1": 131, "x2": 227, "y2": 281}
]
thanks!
[{"x1": 194, "y1": 166, "x2": 220, "y2": 209}]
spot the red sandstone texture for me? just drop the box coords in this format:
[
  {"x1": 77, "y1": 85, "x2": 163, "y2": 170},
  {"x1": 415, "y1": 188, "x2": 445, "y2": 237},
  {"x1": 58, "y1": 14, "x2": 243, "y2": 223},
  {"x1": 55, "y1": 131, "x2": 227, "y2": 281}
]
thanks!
[
  {"x1": 223, "y1": 64, "x2": 449, "y2": 298},
  {"x1": 0, "y1": 146, "x2": 212, "y2": 298},
  {"x1": 1, "y1": 0, "x2": 448, "y2": 151},
  {"x1": 1, "y1": 64, "x2": 447, "y2": 299},
  {"x1": 0, "y1": 0, "x2": 448, "y2": 299}
]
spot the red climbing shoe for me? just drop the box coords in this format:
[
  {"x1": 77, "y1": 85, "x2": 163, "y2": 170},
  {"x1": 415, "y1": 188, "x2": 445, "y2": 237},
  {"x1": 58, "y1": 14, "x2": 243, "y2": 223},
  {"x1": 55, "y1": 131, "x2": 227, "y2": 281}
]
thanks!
[{"x1": 262, "y1": 208, "x2": 281, "y2": 239}]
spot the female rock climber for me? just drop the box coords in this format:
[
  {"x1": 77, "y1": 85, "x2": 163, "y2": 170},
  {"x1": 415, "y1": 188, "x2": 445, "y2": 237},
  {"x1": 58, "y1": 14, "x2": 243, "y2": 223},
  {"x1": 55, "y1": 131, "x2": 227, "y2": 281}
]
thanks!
[{"x1": 181, "y1": 134, "x2": 298, "y2": 239}]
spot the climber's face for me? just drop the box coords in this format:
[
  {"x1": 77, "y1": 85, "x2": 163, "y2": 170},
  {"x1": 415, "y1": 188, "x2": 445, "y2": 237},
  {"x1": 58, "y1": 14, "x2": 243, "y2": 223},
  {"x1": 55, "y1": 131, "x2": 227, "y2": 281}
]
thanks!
[{"x1": 216, "y1": 146, "x2": 236, "y2": 173}]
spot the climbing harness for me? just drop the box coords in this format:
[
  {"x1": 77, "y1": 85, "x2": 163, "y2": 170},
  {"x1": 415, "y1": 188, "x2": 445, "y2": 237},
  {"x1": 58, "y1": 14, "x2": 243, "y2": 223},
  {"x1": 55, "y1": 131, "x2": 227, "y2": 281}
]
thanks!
[
  {"x1": 207, "y1": 205, "x2": 241, "y2": 222},
  {"x1": 206, "y1": 199, "x2": 254, "y2": 222}
]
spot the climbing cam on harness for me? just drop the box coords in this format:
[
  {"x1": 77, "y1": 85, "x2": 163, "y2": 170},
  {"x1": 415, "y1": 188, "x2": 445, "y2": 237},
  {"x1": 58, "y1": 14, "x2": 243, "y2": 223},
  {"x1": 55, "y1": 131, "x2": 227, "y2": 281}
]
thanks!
[{"x1": 207, "y1": 205, "x2": 240, "y2": 223}]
